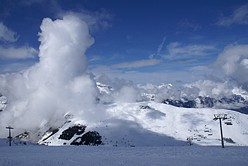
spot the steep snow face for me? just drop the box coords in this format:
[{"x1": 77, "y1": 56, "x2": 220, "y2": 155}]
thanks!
[
  {"x1": 38, "y1": 101, "x2": 248, "y2": 147},
  {"x1": 96, "y1": 82, "x2": 114, "y2": 94},
  {"x1": 0, "y1": 94, "x2": 7, "y2": 112}
]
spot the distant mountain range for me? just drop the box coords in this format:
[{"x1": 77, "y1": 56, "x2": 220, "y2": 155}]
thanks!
[
  {"x1": 97, "y1": 82, "x2": 248, "y2": 114},
  {"x1": 162, "y1": 95, "x2": 248, "y2": 114}
]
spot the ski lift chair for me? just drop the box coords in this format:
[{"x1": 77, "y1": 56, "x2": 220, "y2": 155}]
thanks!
[{"x1": 224, "y1": 119, "x2": 233, "y2": 125}]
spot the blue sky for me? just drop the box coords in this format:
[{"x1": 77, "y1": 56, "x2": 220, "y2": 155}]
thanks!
[{"x1": 0, "y1": 0, "x2": 248, "y2": 84}]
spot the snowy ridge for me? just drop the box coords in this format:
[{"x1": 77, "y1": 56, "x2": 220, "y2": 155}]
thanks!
[
  {"x1": 96, "y1": 82, "x2": 114, "y2": 94},
  {"x1": 38, "y1": 101, "x2": 248, "y2": 147}
]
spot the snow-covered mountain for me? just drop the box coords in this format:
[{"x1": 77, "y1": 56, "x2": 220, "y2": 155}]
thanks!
[
  {"x1": 36, "y1": 101, "x2": 248, "y2": 147},
  {"x1": 1, "y1": 82, "x2": 248, "y2": 147},
  {"x1": 0, "y1": 14, "x2": 247, "y2": 148}
]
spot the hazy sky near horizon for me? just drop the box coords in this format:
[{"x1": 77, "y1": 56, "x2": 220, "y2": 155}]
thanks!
[{"x1": 0, "y1": 0, "x2": 248, "y2": 84}]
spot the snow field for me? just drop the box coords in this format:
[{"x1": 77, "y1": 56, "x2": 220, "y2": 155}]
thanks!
[
  {"x1": 97, "y1": 102, "x2": 248, "y2": 146},
  {"x1": 0, "y1": 145, "x2": 247, "y2": 166}
]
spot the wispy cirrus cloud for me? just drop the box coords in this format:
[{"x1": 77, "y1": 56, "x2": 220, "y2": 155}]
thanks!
[
  {"x1": 0, "y1": 46, "x2": 37, "y2": 59},
  {"x1": 91, "y1": 64, "x2": 203, "y2": 84},
  {"x1": 0, "y1": 22, "x2": 18, "y2": 42},
  {"x1": 112, "y1": 59, "x2": 162, "y2": 69},
  {"x1": 149, "y1": 36, "x2": 166, "y2": 59},
  {"x1": 0, "y1": 61, "x2": 35, "y2": 73},
  {"x1": 178, "y1": 19, "x2": 200, "y2": 31},
  {"x1": 165, "y1": 42, "x2": 217, "y2": 60},
  {"x1": 89, "y1": 55, "x2": 102, "y2": 62},
  {"x1": 217, "y1": 4, "x2": 248, "y2": 26},
  {"x1": 0, "y1": 22, "x2": 38, "y2": 60}
]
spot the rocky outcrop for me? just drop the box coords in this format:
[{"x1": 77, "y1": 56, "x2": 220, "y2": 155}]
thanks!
[
  {"x1": 59, "y1": 125, "x2": 86, "y2": 140},
  {"x1": 71, "y1": 131, "x2": 102, "y2": 146}
]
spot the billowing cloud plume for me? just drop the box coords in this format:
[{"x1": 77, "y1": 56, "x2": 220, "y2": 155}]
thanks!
[
  {"x1": 214, "y1": 44, "x2": 248, "y2": 89},
  {"x1": 0, "y1": 22, "x2": 18, "y2": 42},
  {"x1": 217, "y1": 4, "x2": 248, "y2": 26},
  {"x1": 113, "y1": 86, "x2": 142, "y2": 103},
  {"x1": 0, "y1": 14, "x2": 104, "y2": 138}
]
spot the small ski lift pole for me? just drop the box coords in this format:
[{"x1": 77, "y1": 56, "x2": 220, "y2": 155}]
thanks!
[
  {"x1": 6, "y1": 126, "x2": 14, "y2": 146},
  {"x1": 213, "y1": 114, "x2": 227, "y2": 148}
]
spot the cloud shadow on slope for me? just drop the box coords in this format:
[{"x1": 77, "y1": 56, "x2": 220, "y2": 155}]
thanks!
[{"x1": 94, "y1": 119, "x2": 188, "y2": 147}]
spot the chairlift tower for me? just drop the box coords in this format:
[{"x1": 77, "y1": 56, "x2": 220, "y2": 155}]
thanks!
[
  {"x1": 6, "y1": 126, "x2": 14, "y2": 146},
  {"x1": 213, "y1": 114, "x2": 227, "y2": 148}
]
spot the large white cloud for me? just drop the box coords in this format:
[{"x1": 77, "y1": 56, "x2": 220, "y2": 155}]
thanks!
[
  {"x1": 0, "y1": 14, "x2": 104, "y2": 138},
  {"x1": 214, "y1": 44, "x2": 248, "y2": 88}
]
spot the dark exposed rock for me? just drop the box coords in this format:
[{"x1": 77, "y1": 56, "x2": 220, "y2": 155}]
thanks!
[
  {"x1": 59, "y1": 125, "x2": 86, "y2": 140},
  {"x1": 163, "y1": 98, "x2": 196, "y2": 108},
  {"x1": 15, "y1": 131, "x2": 29, "y2": 140},
  {"x1": 140, "y1": 105, "x2": 151, "y2": 109},
  {"x1": 224, "y1": 137, "x2": 235, "y2": 144},
  {"x1": 71, "y1": 131, "x2": 102, "y2": 146},
  {"x1": 220, "y1": 95, "x2": 245, "y2": 104},
  {"x1": 197, "y1": 96, "x2": 215, "y2": 108},
  {"x1": 42, "y1": 128, "x2": 59, "y2": 141}
]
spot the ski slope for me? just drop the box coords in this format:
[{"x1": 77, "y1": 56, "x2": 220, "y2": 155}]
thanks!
[
  {"x1": 0, "y1": 145, "x2": 247, "y2": 166},
  {"x1": 39, "y1": 101, "x2": 248, "y2": 147}
]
